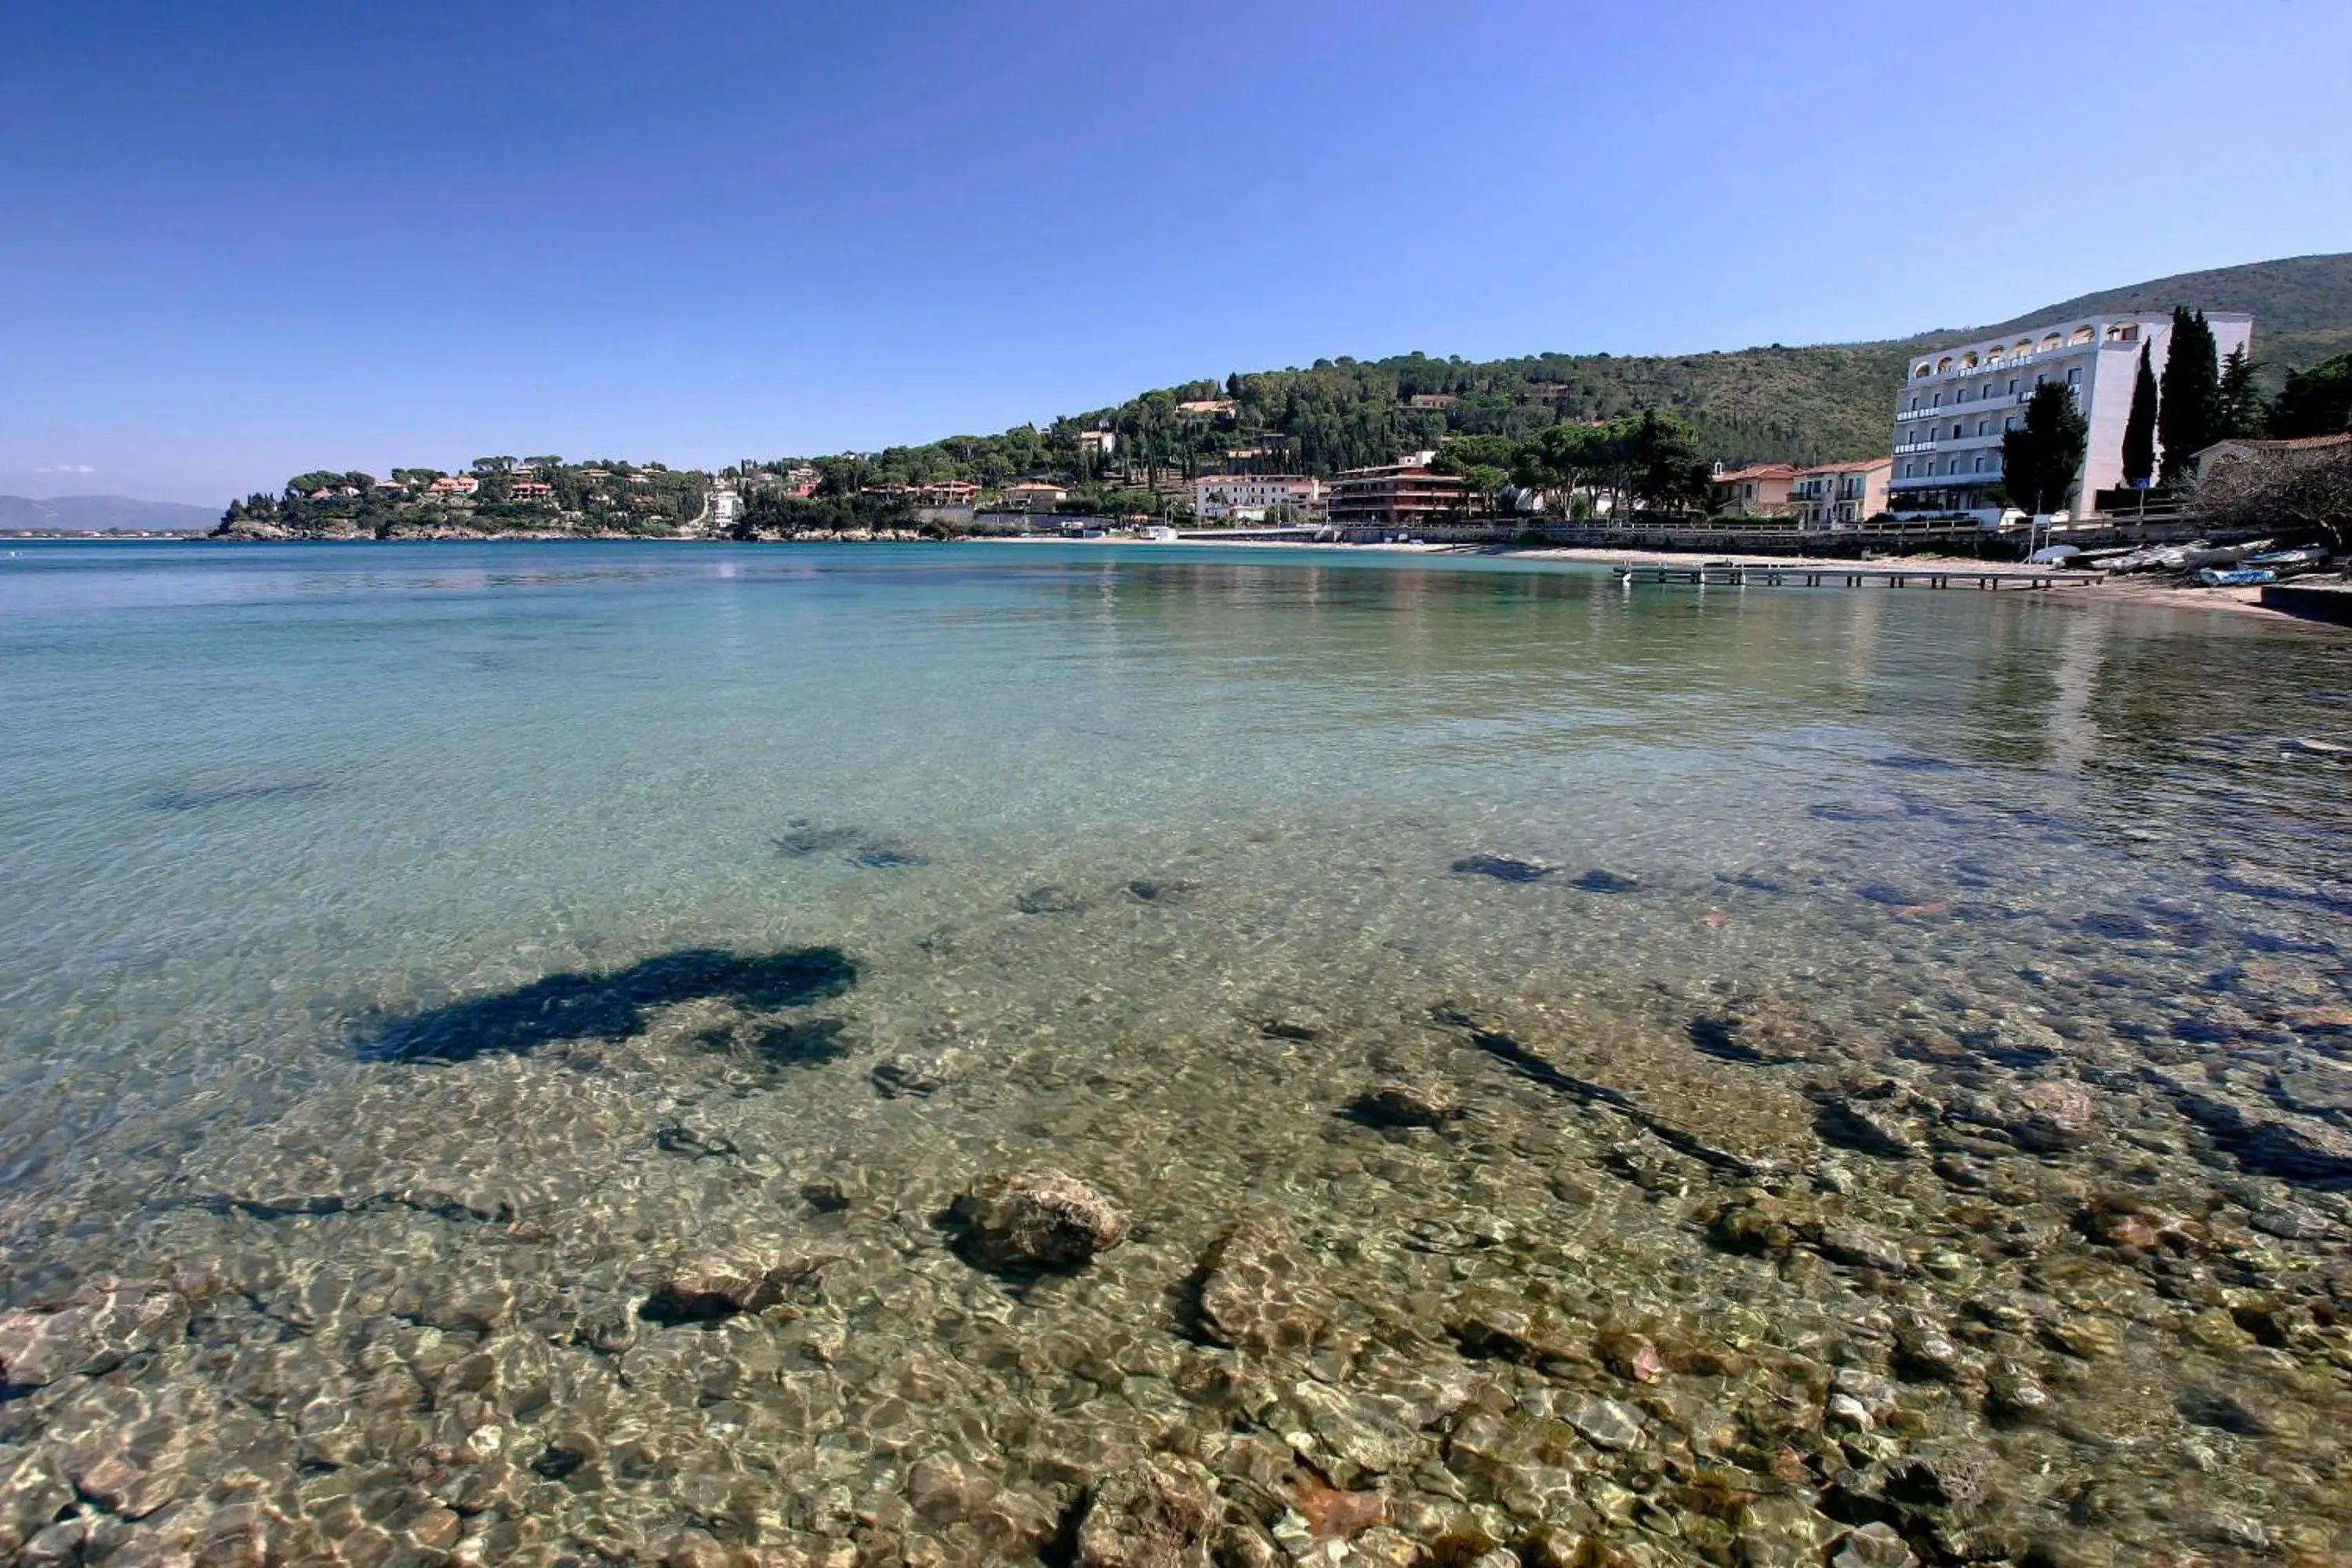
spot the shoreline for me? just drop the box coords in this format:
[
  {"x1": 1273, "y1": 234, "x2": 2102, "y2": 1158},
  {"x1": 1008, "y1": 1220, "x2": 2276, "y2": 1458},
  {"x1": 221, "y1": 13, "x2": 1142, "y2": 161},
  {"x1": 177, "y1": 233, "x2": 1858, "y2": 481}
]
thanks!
[{"x1": 145, "y1": 531, "x2": 2340, "y2": 626}]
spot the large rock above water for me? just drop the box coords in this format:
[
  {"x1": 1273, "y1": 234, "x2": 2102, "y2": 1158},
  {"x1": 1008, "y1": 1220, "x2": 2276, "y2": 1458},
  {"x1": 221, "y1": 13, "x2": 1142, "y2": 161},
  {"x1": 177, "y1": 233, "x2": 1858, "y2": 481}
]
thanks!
[{"x1": 954, "y1": 1167, "x2": 1132, "y2": 1269}]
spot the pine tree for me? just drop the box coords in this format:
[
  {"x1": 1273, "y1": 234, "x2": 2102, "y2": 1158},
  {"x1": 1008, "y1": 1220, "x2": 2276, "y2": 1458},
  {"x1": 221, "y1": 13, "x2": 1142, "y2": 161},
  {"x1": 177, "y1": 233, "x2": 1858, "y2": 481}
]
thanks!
[
  {"x1": 2214, "y1": 345, "x2": 2263, "y2": 439},
  {"x1": 2157, "y1": 307, "x2": 2219, "y2": 485},
  {"x1": 2121, "y1": 341, "x2": 2158, "y2": 487}
]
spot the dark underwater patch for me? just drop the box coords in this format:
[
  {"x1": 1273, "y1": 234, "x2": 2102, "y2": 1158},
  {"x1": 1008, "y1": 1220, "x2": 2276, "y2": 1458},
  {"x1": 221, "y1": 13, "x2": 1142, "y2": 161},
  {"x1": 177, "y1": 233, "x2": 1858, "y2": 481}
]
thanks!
[
  {"x1": 145, "y1": 779, "x2": 332, "y2": 811},
  {"x1": 1451, "y1": 855, "x2": 1553, "y2": 884},
  {"x1": 353, "y1": 946, "x2": 857, "y2": 1063}
]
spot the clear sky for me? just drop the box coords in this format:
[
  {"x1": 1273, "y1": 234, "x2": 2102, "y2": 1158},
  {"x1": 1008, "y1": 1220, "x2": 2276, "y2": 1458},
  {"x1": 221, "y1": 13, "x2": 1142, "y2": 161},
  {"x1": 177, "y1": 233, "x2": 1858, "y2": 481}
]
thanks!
[{"x1": 5, "y1": 0, "x2": 2348, "y2": 504}]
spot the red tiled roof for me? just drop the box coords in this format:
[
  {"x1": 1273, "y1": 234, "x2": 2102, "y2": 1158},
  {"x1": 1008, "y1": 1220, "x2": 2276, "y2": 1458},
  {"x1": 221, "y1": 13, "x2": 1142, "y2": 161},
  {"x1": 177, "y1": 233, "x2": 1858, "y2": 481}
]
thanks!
[
  {"x1": 1795, "y1": 457, "x2": 1892, "y2": 475},
  {"x1": 1711, "y1": 464, "x2": 1799, "y2": 485}
]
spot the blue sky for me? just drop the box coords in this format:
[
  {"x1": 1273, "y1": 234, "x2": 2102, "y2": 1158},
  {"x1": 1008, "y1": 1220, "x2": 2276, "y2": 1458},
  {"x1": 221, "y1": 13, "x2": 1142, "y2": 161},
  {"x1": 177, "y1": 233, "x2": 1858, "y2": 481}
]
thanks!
[{"x1": 5, "y1": 0, "x2": 2347, "y2": 504}]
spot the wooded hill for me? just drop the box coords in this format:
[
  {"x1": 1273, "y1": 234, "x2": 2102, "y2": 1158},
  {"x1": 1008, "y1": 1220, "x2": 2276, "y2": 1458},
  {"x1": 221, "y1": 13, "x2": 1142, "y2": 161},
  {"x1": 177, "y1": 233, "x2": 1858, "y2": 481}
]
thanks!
[{"x1": 784, "y1": 252, "x2": 2352, "y2": 489}]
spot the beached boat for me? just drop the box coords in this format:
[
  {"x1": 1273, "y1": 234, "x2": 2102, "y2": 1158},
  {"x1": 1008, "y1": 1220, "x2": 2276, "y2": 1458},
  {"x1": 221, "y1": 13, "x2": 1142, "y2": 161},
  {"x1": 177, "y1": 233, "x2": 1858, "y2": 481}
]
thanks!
[
  {"x1": 2245, "y1": 546, "x2": 2329, "y2": 571},
  {"x1": 2197, "y1": 566, "x2": 2277, "y2": 586},
  {"x1": 2172, "y1": 539, "x2": 2273, "y2": 570}
]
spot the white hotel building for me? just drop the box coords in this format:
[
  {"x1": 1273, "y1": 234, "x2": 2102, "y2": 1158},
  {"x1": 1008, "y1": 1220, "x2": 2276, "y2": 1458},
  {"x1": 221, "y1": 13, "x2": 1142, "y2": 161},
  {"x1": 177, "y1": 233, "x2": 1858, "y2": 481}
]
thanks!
[
  {"x1": 1889, "y1": 309, "x2": 2252, "y2": 519},
  {"x1": 1192, "y1": 474, "x2": 1326, "y2": 521}
]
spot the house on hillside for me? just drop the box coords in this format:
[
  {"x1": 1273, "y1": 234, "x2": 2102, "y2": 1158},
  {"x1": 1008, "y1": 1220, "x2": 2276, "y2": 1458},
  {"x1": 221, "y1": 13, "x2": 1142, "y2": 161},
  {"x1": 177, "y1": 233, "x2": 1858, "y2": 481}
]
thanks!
[
  {"x1": 426, "y1": 474, "x2": 481, "y2": 496},
  {"x1": 1077, "y1": 430, "x2": 1116, "y2": 457},
  {"x1": 510, "y1": 481, "x2": 555, "y2": 503},
  {"x1": 1176, "y1": 398, "x2": 1236, "y2": 418},
  {"x1": 998, "y1": 480, "x2": 1069, "y2": 511},
  {"x1": 1709, "y1": 463, "x2": 1799, "y2": 518},
  {"x1": 1403, "y1": 393, "x2": 1459, "y2": 411}
]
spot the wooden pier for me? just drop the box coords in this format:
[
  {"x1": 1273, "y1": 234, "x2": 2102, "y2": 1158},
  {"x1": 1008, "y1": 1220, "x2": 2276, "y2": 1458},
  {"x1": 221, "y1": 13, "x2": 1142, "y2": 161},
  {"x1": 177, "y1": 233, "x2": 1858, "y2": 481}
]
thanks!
[{"x1": 1614, "y1": 562, "x2": 2100, "y2": 591}]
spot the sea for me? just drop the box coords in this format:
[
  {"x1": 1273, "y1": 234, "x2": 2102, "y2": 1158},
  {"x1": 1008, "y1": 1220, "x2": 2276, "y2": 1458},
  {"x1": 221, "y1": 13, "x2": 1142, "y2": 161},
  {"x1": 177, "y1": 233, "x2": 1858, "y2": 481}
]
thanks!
[{"x1": 1, "y1": 539, "x2": 2347, "y2": 1566}]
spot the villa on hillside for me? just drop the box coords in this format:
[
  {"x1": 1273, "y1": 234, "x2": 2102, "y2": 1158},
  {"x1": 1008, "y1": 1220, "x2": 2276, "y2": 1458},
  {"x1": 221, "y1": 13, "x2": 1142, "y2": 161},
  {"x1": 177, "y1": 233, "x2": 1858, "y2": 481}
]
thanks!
[
  {"x1": 998, "y1": 480, "x2": 1069, "y2": 511},
  {"x1": 1889, "y1": 310, "x2": 2253, "y2": 521}
]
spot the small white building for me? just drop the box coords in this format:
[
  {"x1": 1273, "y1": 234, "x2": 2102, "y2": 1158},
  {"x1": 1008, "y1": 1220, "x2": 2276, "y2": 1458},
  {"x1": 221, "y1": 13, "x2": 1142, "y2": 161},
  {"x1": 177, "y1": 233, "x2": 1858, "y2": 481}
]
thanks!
[
  {"x1": 1192, "y1": 474, "x2": 1326, "y2": 521},
  {"x1": 1888, "y1": 310, "x2": 2252, "y2": 520},
  {"x1": 1077, "y1": 430, "x2": 1116, "y2": 457}
]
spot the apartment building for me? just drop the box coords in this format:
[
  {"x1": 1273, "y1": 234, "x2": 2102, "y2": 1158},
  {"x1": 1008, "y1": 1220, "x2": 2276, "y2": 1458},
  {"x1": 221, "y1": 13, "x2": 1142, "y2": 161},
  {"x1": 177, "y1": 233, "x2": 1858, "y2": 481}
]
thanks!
[
  {"x1": 1192, "y1": 474, "x2": 1325, "y2": 521},
  {"x1": 1790, "y1": 458, "x2": 1892, "y2": 530},
  {"x1": 1889, "y1": 310, "x2": 2252, "y2": 518},
  {"x1": 1327, "y1": 456, "x2": 1468, "y2": 532}
]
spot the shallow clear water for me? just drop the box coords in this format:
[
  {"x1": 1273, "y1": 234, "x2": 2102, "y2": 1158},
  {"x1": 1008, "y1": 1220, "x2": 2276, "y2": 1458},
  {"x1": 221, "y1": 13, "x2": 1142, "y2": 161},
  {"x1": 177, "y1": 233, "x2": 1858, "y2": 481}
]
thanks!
[{"x1": 1, "y1": 540, "x2": 2347, "y2": 1566}]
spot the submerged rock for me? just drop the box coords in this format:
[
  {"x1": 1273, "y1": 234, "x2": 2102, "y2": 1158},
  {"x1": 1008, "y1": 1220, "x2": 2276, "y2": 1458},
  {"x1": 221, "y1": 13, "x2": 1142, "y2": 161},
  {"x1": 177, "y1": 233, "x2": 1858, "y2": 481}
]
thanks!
[
  {"x1": 1195, "y1": 1218, "x2": 1330, "y2": 1353},
  {"x1": 1074, "y1": 1457, "x2": 1218, "y2": 1568},
  {"x1": 0, "y1": 1283, "x2": 189, "y2": 1388},
  {"x1": 1571, "y1": 868, "x2": 1641, "y2": 893},
  {"x1": 1450, "y1": 855, "x2": 1554, "y2": 884},
  {"x1": 1817, "y1": 1098, "x2": 1921, "y2": 1159},
  {"x1": 1703, "y1": 992, "x2": 1840, "y2": 1064},
  {"x1": 640, "y1": 1256, "x2": 825, "y2": 1326},
  {"x1": 1813, "y1": 1222, "x2": 1910, "y2": 1275},
  {"x1": 954, "y1": 1167, "x2": 1131, "y2": 1269},
  {"x1": 1015, "y1": 885, "x2": 1089, "y2": 916},
  {"x1": 872, "y1": 1045, "x2": 968, "y2": 1098},
  {"x1": 1833, "y1": 1522, "x2": 1918, "y2": 1567},
  {"x1": 1345, "y1": 1079, "x2": 1465, "y2": 1131},
  {"x1": 2001, "y1": 1079, "x2": 2100, "y2": 1152}
]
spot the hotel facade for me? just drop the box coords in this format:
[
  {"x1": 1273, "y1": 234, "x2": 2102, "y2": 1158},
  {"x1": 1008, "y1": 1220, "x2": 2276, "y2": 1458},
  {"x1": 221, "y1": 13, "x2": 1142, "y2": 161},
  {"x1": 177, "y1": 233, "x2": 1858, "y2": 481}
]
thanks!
[
  {"x1": 1192, "y1": 474, "x2": 1326, "y2": 521},
  {"x1": 1889, "y1": 310, "x2": 2252, "y2": 519}
]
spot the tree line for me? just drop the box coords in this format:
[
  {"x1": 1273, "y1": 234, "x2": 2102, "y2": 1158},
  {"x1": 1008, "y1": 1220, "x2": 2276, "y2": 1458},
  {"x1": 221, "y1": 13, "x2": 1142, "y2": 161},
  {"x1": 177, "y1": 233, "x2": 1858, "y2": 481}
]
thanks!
[{"x1": 1430, "y1": 410, "x2": 1712, "y2": 518}]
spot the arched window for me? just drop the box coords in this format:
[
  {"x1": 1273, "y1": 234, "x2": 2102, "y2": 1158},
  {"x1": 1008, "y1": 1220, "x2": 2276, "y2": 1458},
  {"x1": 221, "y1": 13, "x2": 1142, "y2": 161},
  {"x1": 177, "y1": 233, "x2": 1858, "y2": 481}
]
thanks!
[
  {"x1": 1914, "y1": 362, "x2": 1933, "y2": 379},
  {"x1": 2070, "y1": 326, "x2": 2094, "y2": 345},
  {"x1": 2104, "y1": 323, "x2": 2137, "y2": 342},
  {"x1": 1936, "y1": 356, "x2": 1953, "y2": 373},
  {"x1": 2039, "y1": 333, "x2": 2061, "y2": 351},
  {"x1": 2016, "y1": 340, "x2": 2034, "y2": 358},
  {"x1": 1960, "y1": 351, "x2": 1979, "y2": 368},
  {"x1": 1987, "y1": 344, "x2": 2006, "y2": 362}
]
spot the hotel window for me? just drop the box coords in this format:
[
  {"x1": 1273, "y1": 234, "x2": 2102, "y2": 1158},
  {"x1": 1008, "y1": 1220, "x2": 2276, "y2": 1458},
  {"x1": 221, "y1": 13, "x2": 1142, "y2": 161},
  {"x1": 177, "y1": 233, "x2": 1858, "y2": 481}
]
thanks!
[
  {"x1": 2005, "y1": 416, "x2": 2022, "y2": 431},
  {"x1": 1951, "y1": 424, "x2": 1965, "y2": 440},
  {"x1": 1976, "y1": 455, "x2": 1992, "y2": 473},
  {"x1": 2066, "y1": 367, "x2": 2082, "y2": 388},
  {"x1": 1932, "y1": 392, "x2": 1943, "y2": 407},
  {"x1": 1977, "y1": 420, "x2": 1991, "y2": 436},
  {"x1": 2005, "y1": 379, "x2": 2018, "y2": 396}
]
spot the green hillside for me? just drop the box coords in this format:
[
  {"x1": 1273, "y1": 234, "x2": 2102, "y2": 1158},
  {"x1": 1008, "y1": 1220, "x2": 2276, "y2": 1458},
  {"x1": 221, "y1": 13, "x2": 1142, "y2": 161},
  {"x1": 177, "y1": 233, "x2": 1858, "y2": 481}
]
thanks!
[{"x1": 796, "y1": 252, "x2": 2352, "y2": 485}]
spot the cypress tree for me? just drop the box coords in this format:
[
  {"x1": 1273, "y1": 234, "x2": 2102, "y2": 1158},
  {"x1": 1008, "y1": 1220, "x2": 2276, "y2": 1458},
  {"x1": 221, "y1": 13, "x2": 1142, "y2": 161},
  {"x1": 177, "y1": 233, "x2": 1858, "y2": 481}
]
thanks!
[
  {"x1": 2002, "y1": 382, "x2": 2089, "y2": 514},
  {"x1": 2121, "y1": 341, "x2": 2158, "y2": 487},
  {"x1": 2214, "y1": 345, "x2": 2262, "y2": 439},
  {"x1": 2157, "y1": 307, "x2": 2219, "y2": 485}
]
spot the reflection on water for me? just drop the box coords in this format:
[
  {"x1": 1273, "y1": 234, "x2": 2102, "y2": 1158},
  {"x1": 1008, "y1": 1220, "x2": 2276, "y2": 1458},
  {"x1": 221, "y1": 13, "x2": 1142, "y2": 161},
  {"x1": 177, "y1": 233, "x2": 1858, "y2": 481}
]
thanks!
[{"x1": 0, "y1": 541, "x2": 2347, "y2": 1566}]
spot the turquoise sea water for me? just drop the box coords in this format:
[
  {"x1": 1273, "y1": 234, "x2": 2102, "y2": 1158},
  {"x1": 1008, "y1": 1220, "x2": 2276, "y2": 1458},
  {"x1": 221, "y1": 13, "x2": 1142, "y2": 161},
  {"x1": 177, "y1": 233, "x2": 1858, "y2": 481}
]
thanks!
[{"x1": 1, "y1": 539, "x2": 2348, "y2": 1565}]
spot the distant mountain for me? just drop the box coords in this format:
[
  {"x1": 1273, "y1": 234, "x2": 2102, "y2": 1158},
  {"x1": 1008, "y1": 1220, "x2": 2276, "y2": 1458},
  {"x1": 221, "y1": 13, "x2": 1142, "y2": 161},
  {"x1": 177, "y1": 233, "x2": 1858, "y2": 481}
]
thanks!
[
  {"x1": 0, "y1": 494, "x2": 220, "y2": 532},
  {"x1": 1965, "y1": 251, "x2": 2352, "y2": 374}
]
